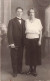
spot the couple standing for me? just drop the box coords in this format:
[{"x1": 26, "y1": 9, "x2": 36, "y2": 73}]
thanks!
[{"x1": 7, "y1": 7, "x2": 43, "y2": 77}]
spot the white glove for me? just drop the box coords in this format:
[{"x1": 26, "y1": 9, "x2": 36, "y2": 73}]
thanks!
[{"x1": 9, "y1": 44, "x2": 15, "y2": 48}]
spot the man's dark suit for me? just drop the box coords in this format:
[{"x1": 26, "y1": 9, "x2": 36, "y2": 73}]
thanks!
[{"x1": 7, "y1": 17, "x2": 25, "y2": 74}]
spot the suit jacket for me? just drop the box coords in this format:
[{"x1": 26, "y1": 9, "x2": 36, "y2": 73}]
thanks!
[{"x1": 7, "y1": 17, "x2": 25, "y2": 47}]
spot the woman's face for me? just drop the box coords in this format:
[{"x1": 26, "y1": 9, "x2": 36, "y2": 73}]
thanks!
[{"x1": 29, "y1": 9, "x2": 35, "y2": 18}]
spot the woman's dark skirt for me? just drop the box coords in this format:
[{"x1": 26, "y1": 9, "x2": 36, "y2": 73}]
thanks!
[{"x1": 25, "y1": 38, "x2": 41, "y2": 66}]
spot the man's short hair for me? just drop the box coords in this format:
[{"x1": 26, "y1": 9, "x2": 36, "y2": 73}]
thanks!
[{"x1": 16, "y1": 7, "x2": 23, "y2": 11}]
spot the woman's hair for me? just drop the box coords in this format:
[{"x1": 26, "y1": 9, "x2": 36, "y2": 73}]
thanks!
[
  {"x1": 16, "y1": 7, "x2": 23, "y2": 11},
  {"x1": 27, "y1": 8, "x2": 36, "y2": 16}
]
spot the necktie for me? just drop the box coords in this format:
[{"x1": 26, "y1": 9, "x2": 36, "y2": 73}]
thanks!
[{"x1": 18, "y1": 19, "x2": 21, "y2": 24}]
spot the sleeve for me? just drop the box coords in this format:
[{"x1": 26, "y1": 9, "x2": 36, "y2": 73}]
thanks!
[
  {"x1": 7, "y1": 20, "x2": 14, "y2": 45},
  {"x1": 25, "y1": 20, "x2": 27, "y2": 34},
  {"x1": 22, "y1": 20, "x2": 26, "y2": 46},
  {"x1": 39, "y1": 19, "x2": 43, "y2": 32}
]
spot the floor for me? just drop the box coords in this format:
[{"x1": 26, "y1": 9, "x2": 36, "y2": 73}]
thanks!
[{"x1": 1, "y1": 38, "x2": 50, "y2": 81}]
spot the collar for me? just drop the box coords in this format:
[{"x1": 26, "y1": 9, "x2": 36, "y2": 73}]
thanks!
[{"x1": 16, "y1": 17, "x2": 22, "y2": 20}]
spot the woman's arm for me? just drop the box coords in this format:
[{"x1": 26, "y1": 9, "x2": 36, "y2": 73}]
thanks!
[
  {"x1": 38, "y1": 30, "x2": 42, "y2": 46},
  {"x1": 38, "y1": 19, "x2": 43, "y2": 46}
]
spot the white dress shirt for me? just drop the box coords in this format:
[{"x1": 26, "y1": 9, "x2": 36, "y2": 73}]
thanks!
[{"x1": 17, "y1": 17, "x2": 22, "y2": 24}]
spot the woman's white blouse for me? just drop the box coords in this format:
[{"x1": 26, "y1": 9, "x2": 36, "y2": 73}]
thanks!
[{"x1": 25, "y1": 18, "x2": 43, "y2": 39}]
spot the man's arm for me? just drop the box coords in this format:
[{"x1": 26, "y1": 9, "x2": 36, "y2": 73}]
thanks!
[{"x1": 7, "y1": 20, "x2": 15, "y2": 48}]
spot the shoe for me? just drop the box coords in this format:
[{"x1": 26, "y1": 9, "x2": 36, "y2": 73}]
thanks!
[
  {"x1": 20, "y1": 71, "x2": 27, "y2": 74},
  {"x1": 17, "y1": 71, "x2": 23, "y2": 74},
  {"x1": 26, "y1": 68, "x2": 34, "y2": 75},
  {"x1": 13, "y1": 73, "x2": 17, "y2": 77},
  {"x1": 32, "y1": 71, "x2": 37, "y2": 77},
  {"x1": 19, "y1": 72, "x2": 24, "y2": 74},
  {"x1": 26, "y1": 70, "x2": 31, "y2": 75}
]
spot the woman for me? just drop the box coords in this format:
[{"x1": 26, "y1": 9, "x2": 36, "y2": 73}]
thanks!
[{"x1": 25, "y1": 8, "x2": 43, "y2": 76}]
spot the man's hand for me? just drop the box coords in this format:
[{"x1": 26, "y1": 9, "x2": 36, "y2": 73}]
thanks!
[{"x1": 9, "y1": 44, "x2": 15, "y2": 48}]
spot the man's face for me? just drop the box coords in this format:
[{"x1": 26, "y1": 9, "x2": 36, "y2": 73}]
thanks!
[{"x1": 16, "y1": 9, "x2": 23, "y2": 18}]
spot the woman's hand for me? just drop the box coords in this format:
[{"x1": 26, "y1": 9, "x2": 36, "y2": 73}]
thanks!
[{"x1": 38, "y1": 40, "x2": 41, "y2": 46}]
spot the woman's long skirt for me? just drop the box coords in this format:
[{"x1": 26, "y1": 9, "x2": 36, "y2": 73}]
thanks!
[{"x1": 25, "y1": 38, "x2": 41, "y2": 66}]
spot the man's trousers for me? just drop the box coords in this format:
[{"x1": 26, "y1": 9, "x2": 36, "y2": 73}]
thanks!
[{"x1": 10, "y1": 47, "x2": 23, "y2": 74}]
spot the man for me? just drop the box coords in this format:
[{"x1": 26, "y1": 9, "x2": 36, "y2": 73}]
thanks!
[{"x1": 7, "y1": 7, "x2": 25, "y2": 77}]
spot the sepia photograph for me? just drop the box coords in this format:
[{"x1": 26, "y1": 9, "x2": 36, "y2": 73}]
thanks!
[{"x1": 0, "y1": 0, "x2": 50, "y2": 81}]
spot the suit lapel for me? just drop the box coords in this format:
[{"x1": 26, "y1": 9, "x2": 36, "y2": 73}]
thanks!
[{"x1": 15, "y1": 17, "x2": 23, "y2": 32}]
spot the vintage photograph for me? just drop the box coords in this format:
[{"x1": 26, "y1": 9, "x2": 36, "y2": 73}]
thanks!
[{"x1": 0, "y1": 0, "x2": 50, "y2": 81}]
